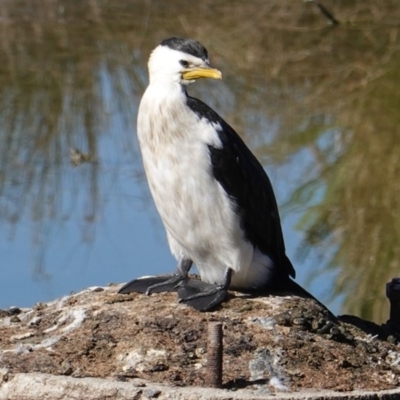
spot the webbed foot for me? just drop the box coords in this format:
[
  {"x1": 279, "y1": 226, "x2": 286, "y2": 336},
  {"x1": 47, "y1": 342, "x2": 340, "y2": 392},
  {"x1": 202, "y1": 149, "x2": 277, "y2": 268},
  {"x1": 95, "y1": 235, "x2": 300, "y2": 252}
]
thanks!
[
  {"x1": 177, "y1": 279, "x2": 228, "y2": 311},
  {"x1": 118, "y1": 258, "x2": 193, "y2": 296},
  {"x1": 178, "y1": 268, "x2": 233, "y2": 312},
  {"x1": 118, "y1": 274, "x2": 184, "y2": 295}
]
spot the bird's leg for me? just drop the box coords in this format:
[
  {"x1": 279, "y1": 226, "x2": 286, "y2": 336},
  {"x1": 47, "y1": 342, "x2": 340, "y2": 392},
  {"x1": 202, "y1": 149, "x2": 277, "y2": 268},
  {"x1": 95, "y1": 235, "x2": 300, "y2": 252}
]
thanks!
[
  {"x1": 178, "y1": 267, "x2": 232, "y2": 311},
  {"x1": 144, "y1": 257, "x2": 192, "y2": 295},
  {"x1": 118, "y1": 257, "x2": 192, "y2": 295}
]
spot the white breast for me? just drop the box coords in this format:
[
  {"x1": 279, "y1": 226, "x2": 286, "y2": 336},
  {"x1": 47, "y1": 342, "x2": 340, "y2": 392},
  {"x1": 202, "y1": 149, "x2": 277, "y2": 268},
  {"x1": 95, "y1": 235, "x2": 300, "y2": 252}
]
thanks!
[{"x1": 137, "y1": 83, "x2": 270, "y2": 289}]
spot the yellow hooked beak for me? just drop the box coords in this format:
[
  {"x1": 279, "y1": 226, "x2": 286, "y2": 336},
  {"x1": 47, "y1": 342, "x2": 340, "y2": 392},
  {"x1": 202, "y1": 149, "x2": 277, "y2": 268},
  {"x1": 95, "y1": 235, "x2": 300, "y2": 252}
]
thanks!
[{"x1": 181, "y1": 67, "x2": 222, "y2": 81}]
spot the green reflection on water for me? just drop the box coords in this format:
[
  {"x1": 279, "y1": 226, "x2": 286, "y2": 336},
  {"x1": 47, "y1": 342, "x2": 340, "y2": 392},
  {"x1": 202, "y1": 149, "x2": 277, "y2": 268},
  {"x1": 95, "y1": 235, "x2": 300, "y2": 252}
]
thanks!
[{"x1": 1, "y1": 0, "x2": 399, "y2": 323}]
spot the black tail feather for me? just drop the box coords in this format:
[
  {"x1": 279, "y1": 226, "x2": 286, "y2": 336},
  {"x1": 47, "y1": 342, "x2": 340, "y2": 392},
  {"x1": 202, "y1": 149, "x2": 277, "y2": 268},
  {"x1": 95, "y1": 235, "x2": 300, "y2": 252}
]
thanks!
[{"x1": 278, "y1": 278, "x2": 336, "y2": 320}]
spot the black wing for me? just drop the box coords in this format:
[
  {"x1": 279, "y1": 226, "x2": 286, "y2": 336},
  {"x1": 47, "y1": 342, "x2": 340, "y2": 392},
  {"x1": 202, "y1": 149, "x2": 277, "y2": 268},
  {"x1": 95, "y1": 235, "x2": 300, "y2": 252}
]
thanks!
[{"x1": 187, "y1": 96, "x2": 295, "y2": 279}]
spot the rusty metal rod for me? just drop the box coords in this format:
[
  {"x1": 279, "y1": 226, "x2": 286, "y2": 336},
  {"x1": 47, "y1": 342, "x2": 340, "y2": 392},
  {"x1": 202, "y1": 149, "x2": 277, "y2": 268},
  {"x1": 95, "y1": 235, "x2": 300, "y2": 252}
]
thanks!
[{"x1": 206, "y1": 321, "x2": 223, "y2": 387}]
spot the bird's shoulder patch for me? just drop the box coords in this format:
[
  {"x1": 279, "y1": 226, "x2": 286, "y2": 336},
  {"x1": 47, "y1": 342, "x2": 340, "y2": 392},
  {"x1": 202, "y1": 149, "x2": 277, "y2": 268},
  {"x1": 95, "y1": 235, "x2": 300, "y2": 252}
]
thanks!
[{"x1": 185, "y1": 96, "x2": 222, "y2": 126}]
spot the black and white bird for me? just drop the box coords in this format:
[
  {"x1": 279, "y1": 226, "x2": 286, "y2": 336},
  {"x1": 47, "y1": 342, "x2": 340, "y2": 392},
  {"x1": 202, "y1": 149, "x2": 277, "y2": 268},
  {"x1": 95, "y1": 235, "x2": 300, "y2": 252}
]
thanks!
[{"x1": 119, "y1": 37, "x2": 320, "y2": 312}]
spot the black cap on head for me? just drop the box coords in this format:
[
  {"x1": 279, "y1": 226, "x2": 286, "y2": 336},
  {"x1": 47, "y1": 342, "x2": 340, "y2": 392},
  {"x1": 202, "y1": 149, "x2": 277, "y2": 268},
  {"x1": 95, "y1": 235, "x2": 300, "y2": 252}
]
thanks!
[{"x1": 160, "y1": 37, "x2": 209, "y2": 62}]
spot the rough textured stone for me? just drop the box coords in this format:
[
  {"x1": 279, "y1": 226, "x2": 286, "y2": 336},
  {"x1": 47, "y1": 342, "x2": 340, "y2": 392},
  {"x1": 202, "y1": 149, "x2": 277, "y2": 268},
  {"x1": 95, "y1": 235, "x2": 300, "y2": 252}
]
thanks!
[
  {"x1": 1, "y1": 373, "x2": 400, "y2": 400},
  {"x1": 0, "y1": 283, "x2": 399, "y2": 399}
]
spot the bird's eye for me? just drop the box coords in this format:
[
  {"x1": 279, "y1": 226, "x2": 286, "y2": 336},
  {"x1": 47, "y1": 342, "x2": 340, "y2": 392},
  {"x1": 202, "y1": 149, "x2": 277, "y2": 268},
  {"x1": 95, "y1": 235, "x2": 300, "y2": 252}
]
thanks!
[{"x1": 180, "y1": 60, "x2": 190, "y2": 68}]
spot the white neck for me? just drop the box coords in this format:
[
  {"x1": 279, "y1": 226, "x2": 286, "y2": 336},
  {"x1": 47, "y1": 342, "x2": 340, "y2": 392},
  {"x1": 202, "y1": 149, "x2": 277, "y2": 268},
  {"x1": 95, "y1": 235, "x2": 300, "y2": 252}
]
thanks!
[{"x1": 137, "y1": 81, "x2": 189, "y2": 146}]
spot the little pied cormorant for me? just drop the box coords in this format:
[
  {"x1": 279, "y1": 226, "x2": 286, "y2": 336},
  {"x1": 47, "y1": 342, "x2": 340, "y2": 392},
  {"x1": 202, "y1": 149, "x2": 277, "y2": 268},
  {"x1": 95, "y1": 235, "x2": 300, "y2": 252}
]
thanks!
[{"x1": 119, "y1": 37, "x2": 323, "y2": 312}]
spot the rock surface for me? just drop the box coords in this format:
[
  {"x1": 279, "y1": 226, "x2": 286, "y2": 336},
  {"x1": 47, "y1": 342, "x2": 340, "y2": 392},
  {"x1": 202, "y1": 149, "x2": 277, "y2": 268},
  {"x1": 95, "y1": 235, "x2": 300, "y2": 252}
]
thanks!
[{"x1": 0, "y1": 283, "x2": 399, "y2": 399}]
